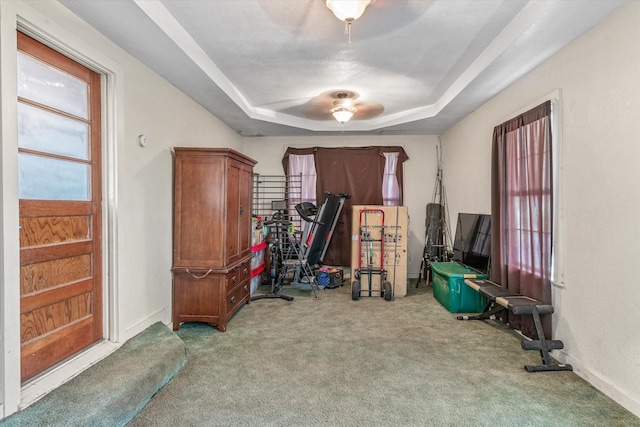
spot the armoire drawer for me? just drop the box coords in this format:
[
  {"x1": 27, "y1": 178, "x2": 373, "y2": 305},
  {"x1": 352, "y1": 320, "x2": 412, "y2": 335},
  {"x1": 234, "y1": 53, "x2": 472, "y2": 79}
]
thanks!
[
  {"x1": 226, "y1": 278, "x2": 250, "y2": 315},
  {"x1": 225, "y1": 260, "x2": 251, "y2": 317},
  {"x1": 225, "y1": 261, "x2": 251, "y2": 292}
]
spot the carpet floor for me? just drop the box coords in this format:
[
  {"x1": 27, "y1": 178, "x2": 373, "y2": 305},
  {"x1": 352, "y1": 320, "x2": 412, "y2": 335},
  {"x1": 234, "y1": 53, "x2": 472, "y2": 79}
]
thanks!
[
  {"x1": 128, "y1": 281, "x2": 640, "y2": 426},
  {"x1": 1, "y1": 322, "x2": 186, "y2": 427}
]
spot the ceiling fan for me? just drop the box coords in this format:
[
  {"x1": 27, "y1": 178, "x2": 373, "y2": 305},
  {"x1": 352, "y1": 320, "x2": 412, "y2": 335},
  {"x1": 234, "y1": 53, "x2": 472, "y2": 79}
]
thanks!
[{"x1": 303, "y1": 90, "x2": 384, "y2": 124}]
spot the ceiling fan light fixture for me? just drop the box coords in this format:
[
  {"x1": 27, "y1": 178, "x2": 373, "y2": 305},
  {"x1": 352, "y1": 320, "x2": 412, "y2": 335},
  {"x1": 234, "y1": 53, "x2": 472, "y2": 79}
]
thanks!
[
  {"x1": 325, "y1": 0, "x2": 371, "y2": 22},
  {"x1": 332, "y1": 105, "x2": 357, "y2": 124},
  {"x1": 325, "y1": 0, "x2": 371, "y2": 42}
]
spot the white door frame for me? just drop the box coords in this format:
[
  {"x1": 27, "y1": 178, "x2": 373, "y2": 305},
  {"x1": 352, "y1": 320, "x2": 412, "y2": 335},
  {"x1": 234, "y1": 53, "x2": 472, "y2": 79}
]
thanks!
[{"x1": 0, "y1": 1, "x2": 123, "y2": 418}]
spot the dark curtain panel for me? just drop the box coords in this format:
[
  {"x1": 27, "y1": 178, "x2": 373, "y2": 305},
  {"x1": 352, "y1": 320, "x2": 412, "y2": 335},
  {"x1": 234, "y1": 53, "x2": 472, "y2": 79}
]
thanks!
[
  {"x1": 283, "y1": 146, "x2": 408, "y2": 266},
  {"x1": 491, "y1": 101, "x2": 553, "y2": 339}
]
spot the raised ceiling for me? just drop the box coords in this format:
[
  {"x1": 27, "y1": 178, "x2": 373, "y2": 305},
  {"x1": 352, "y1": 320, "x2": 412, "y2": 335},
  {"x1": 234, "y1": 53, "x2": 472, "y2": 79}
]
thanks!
[{"x1": 60, "y1": 0, "x2": 626, "y2": 137}]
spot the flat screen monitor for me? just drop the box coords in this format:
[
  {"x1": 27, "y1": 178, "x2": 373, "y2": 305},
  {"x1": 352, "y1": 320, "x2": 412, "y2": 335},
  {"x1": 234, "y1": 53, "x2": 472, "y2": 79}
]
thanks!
[{"x1": 452, "y1": 213, "x2": 491, "y2": 275}]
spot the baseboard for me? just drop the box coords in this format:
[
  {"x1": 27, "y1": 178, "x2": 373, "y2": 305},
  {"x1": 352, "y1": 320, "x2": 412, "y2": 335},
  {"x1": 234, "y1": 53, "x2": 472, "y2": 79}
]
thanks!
[
  {"x1": 123, "y1": 307, "x2": 167, "y2": 341},
  {"x1": 554, "y1": 350, "x2": 640, "y2": 417}
]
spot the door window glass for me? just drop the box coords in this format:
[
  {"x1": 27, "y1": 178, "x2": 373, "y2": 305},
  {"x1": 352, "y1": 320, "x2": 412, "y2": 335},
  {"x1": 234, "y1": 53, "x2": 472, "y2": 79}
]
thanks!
[
  {"x1": 17, "y1": 51, "x2": 88, "y2": 119},
  {"x1": 19, "y1": 153, "x2": 90, "y2": 200},
  {"x1": 18, "y1": 102, "x2": 89, "y2": 160}
]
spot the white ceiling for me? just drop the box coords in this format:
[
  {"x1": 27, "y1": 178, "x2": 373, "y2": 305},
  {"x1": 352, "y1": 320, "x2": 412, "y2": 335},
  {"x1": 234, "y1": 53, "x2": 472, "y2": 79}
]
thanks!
[{"x1": 60, "y1": 0, "x2": 626, "y2": 137}]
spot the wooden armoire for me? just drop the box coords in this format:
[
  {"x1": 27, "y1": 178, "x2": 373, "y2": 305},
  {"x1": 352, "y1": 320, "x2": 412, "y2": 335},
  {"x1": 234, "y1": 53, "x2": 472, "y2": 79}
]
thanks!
[{"x1": 171, "y1": 147, "x2": 256, "y2": 331}]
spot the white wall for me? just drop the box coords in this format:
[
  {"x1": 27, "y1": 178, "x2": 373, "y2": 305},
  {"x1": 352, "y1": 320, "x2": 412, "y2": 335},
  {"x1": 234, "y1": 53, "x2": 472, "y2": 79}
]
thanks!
[
  {"x1": 242, "y1": 135, "x2": 439, "y2": 279},
  {"x1": 117, "y1": 53, "x2": 242, "y2": 339},
  {"x1": 0, "y1": 0, "x2": 241, "y2": 417},
  {"x1": 441, "y1": 2, "x2": 640, "y2": 416}
]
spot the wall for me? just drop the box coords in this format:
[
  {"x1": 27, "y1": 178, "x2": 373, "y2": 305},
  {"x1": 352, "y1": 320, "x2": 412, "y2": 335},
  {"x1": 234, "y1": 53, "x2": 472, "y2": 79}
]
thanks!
[
  {"x1": 242, "y1": 135, "x2": 439, "y2": 279},
  {"x1": 441, "y1": 2, "x2": 640, "y2": 416},
  {"x1": 0, "y1": 0, "x2": 241, "y2": 417},
  {"x1": 117, "y1": 52, "x2": 242, "y2": 339}
]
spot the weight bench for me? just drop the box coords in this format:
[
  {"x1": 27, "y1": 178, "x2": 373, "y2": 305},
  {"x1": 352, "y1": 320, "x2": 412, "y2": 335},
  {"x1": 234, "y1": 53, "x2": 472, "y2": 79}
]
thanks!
[{"x1": 458, "y1": 279, "x2": 573, "y2": 373}]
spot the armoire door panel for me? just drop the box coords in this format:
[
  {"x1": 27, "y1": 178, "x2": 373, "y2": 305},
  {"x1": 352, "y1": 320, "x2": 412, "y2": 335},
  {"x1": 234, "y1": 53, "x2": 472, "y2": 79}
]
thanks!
[
  {"x1": 239, "y1": 164, "x2": 253, "y2": 258},
  {"x1": 225, "y1": 160, "x2": 241, "y2": 265},
  {"x1": 173, "y1": 156, "x2": 225, "y2": 267}
]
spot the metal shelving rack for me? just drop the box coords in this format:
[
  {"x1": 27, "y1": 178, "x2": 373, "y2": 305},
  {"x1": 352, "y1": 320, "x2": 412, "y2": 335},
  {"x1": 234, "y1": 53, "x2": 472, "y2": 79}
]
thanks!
[
  {"x1": 252, "y1": 173, "x2": 303, "y2": 232},
  {"x1": 252, "y1": 173, "x2": 304, "y2": 264}
]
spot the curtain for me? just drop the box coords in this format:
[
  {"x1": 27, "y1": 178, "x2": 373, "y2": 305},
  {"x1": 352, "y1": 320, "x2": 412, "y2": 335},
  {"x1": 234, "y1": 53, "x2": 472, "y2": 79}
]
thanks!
[
  {"x1": 287, "y1": 154, "x2": 317, "y2": 204},
  {"x1": 286, "y1": 154, "x2": 317, "y2": 229},
  {"x1": 491, "y1": 101, "x2": 553, "y2": 339},
  {"x1": 283, "y1": 146, "x2": 408, "y2": 266},
  {"x1": 382, "y1": 152, "x2": 400, "y2": 206}
]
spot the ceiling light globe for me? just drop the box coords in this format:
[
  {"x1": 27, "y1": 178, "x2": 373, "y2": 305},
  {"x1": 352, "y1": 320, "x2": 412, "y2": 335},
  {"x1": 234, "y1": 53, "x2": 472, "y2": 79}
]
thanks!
[
  {"x1": 325, "y1": 0, "x2": 371, "y2": 22},
  {"x1": 332, "y1": 108, "x2": 355, "y2": 124}
]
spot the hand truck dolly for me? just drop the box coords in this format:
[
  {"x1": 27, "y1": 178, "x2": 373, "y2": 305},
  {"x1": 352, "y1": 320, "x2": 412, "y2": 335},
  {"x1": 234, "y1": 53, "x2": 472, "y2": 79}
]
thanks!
[{"x1": 352, "y1": 207, "x2": 392, "y2": 301}]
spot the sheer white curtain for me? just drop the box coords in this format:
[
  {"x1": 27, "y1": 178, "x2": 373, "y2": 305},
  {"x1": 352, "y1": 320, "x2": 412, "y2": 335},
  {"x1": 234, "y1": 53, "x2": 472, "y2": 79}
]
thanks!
[
  {"x1": 382, "y1": 152, "x2": 400, "y2": 206},
  {"x1": 288, "y1": 154, "x2": 316, "y2": 204}
]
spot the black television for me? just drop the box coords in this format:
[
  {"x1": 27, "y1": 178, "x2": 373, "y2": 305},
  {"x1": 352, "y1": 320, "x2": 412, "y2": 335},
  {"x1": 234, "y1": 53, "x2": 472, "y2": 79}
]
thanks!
[{"x1": 452, "y1": 213, "x2": 491, "y2": 275}]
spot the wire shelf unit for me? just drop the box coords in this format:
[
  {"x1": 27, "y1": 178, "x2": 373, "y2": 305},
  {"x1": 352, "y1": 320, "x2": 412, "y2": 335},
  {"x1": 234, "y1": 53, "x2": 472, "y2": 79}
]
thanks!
[{"x1": 252, "y1": 173, "x2": 303, "y2": 231}]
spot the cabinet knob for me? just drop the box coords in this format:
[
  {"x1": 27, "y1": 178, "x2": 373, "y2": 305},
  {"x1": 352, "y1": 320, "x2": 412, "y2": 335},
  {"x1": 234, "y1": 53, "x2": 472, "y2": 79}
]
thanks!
[
  {"x1": 230, "y1": 296, "x2": 235, "y2": 304},
  {"x1": 243, "y1": 285, "x2": 248, "y2": 292},
  {"x1": 243, "y1": 268, "x2": 248, "y2": 275},
  {"x1": 232, "y1": 276, "x2": 237, "y2": 284}
]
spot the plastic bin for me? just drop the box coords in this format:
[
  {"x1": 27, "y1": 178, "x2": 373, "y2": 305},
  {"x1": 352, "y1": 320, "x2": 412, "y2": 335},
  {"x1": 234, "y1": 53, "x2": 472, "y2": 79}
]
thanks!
[
  {"x1": 431, "y1": 262, "x2": 487, "y2": 313},
  {"x1": 316, "y1": 267, "x2": 343, "y2": 289},
  {"x1": 250, "y1": 263, "x2": 265, "y2": 295},
  {"x1": 250, "y1": 240, "x2": 267, "y2": 294},
  {"x1": 251, "y1": 241, "x2": 267, "y2": 271}
]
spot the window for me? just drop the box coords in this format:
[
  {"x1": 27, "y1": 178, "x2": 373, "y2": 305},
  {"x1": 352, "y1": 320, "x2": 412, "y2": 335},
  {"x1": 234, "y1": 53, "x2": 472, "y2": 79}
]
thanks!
[
  {"x1": 504, "y1": 117, "x2": 552, "y2": 278},
  {"x1": 382, "y1": 152, "x2": 400, "y2": 206},
  {"x1": 17, "y1": 51, "x2": 92, "y2": 200},
  {"x1": 287, "y1": 154, "x2": 317, "y2": 205},
  {"x1": 283, "y1": 146, "x2": 408, "y2": 266},
  {"x1": 492, "y1": 99, "x2": 556, "y2": 339},
  {"x1": 288, "y1": 150, "x2": 403, "y2": 206}
]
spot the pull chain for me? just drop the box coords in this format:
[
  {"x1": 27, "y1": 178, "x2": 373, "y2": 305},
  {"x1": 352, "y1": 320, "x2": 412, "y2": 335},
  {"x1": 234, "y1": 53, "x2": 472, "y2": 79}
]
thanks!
[{"x1": 345, "y1": 18, "x2": 354, "y2": 43}]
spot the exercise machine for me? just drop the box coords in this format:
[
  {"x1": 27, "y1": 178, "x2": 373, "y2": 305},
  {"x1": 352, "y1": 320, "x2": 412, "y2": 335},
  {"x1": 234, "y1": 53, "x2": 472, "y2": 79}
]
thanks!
[
  {"x1": 251, "y1": 201, "x2": 294, "y2": 302},
  {"x1": 280, "y1": 192, "x2": 350, "y2": 297},
  {"x1": 458, "y1": 279, "x2": 573, "y2": 372}
]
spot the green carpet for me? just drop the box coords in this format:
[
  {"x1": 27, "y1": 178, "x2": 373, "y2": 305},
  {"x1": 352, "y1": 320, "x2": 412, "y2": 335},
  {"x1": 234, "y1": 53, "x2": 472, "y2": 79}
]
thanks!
[
  {"x1": 1, "y1": 322, "x2": 186, "y2": 427},
  {"x1": 128, "y1": 282, "x2": 639, "y2": 426}
]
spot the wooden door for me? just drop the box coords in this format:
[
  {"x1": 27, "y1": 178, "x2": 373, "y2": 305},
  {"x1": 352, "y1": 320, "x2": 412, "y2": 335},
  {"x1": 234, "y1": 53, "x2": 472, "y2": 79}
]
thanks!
[
  {"x1": 17, "y1": 32, "x2": 103, "y2": 382},
  {"x1": 225, "y1": 158, "x2": 253, "y2": 264},
  {"x1": 225, "y1": 160, "x2": 241, "y2": 265},
  {"x1": 238, "y1": 163, "x2": 252, "y2": 258}
]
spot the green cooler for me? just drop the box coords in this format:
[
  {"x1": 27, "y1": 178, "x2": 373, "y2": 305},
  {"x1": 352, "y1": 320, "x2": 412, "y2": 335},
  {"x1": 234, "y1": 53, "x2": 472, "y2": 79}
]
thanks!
[{"x1": 431, "y1": 262, "x2": 487, "y2": 313}]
